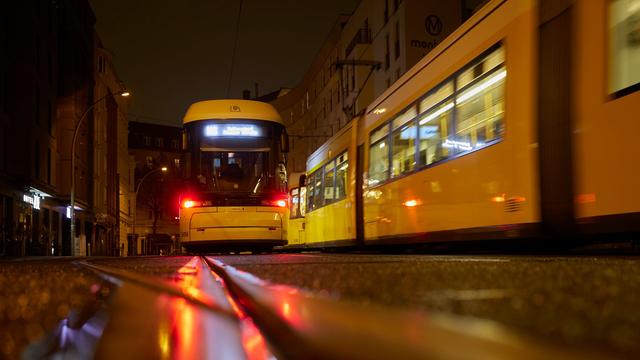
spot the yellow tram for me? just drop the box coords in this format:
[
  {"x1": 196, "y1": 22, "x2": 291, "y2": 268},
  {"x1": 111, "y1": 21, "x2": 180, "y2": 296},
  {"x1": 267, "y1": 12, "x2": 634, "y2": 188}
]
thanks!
[
  {"x1": 287, "y1": 0, "x2": 640, "y2": 248},
  {"x1": 179, "y1": 100, "x2": 290, "y2": 252}
]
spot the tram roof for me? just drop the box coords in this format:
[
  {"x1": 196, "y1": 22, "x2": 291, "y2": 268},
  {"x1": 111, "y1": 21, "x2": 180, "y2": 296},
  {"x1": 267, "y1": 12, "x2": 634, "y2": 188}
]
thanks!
[{"x1": 183, "y1": 99, "x2": 284, "y2": 125}]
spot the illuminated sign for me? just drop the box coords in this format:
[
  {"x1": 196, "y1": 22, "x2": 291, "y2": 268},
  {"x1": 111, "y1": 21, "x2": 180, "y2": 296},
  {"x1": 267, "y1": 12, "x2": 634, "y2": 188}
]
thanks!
[
  {"x1": 23, "y1": 194, "x2": 40, "y2": 210},
  {"x1": 204, "y1": 124, "x2": 262, "y2": 137}
]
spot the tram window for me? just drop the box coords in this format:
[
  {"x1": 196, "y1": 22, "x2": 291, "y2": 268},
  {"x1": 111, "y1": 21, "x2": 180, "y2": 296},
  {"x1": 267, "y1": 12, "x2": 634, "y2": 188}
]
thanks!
[
  {"x1": 419, "y1": 81, "x2": 453, "y2": 112},
  {"x1": 369, "y1": 138, "x2": 389, "y2": 186},
  {"x1": 455, "y1": 64, "x2": 506, "y2": 150},
  {"x1": 335, "y1": 152, "x2": 348, "y2": 200},
  {"x1": 609, "y1": 0, "x2": 640, "y2": 95},
  {"x1": 370, "y1": 124, "x2": 389, "y2": 144},
  {"x1": 299, "y1": 186, "x2": 307, "y2": 216},
  {"x1": 290, "y1": 188, "x2": 300, "y2": 218},
  {"x1": 392, "y1": 106, "x2": 417, "y2": 130},
  {"x1": 419, "y1": 100, "x2": 453, "y2": 166},
  {"x1": 324, "y1": 160, "x2": 336, "y2": 204},
  {"x1": 457, "y1": 47, "x2": 505, "y2": 90},
  {"x1": 313, "y1": 169, "x2": 324, "y2": 209},
  {"x1": 306, "y1": 172, "x2": 315, "y2": 211},
  {"x1": 391, "y1": 122, "x2": 416, "y2": 177}
]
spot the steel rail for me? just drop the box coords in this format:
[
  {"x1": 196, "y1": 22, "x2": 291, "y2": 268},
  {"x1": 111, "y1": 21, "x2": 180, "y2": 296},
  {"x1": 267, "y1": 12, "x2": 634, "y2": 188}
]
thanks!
[
  {"x1": 203, "y1": 256, "x2": 613, "y2": 360},
  {"x1": 74, "y1": 260, "x2": 237, "y2": 319},
  {"x1": 74, "y1": 257, "x2": 278, "y2": 359}
]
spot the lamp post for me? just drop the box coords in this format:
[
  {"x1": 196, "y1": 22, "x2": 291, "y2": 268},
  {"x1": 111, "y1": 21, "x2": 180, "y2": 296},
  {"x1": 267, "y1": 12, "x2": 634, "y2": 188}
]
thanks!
[
  {"x1": 69, "y1": 90, "x2": 130, "y2": 256},
  {"x1": 132, "y1": 166, "x2": 167, "y2": 255}
]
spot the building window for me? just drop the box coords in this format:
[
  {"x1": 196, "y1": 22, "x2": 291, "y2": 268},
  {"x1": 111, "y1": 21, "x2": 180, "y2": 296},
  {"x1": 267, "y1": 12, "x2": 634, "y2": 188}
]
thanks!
[
  {"x1": 146, "y1": 156, "x2": 153, "y2": 169},
  {"x1": 384, "y1": 0, "x2": 389, "y2": 24},
  {"x1": 98, "y1": 55, "x2": 106, "y2": 73},
  {"x1": 35, "y1": 141, "x2": 41, "y2": 180},
  {"x1": 171, "y1": 139, "x2": 179, "y2": 149},
  {"x1": 47, "y1": 147, "x2": 51, "y2": 184},
  {"x1": 395, "y1": 21, "x2": 401, "y2": 60},
  {"x1": 156, "y1": 137, "x2": 164, "y2": 148},
  {"x1": 174, "y1": 158, "x2": 180, "y2": 169},
  {"x1": 329, "y1": 89, "x2": 333, "y2": 112},
  {"x1": 35, "y1": 89, "x2": 40, "y2": 125},
  {"x1": 385, "y1": 34, "x2": 390, "y2": 70},
  {"x1": 609, "y1": 0, "x2": 640, "y2": 95},
  {"x1": 143, "y1": 136, "x2": 151, "y2": 146},
  {"x1": 350, "y1": 65, "x2": 356, "y2": 91},
  {"x1": 47, "y1": 100, "x2": 52, "y2": 135}
]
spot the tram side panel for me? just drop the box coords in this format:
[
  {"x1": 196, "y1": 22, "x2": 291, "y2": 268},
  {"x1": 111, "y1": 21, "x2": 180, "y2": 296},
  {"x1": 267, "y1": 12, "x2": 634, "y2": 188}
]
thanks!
[
  {"x1": 573, "y1": 0, "x2": 640, "y2": 232},
  {"x1": 362, "y1": 0, "x2": 540, "y2": 243},
  {"x1": 303, "y1": 122, "x2": 358, "y2": 246}
]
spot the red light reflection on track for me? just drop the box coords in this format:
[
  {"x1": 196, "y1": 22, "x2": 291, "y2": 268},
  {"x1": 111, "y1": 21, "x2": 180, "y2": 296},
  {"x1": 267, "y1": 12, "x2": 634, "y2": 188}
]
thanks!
[
  {"x1": 170, "y1": 298, "x2": 196, "y2": 359},
  {"x1": 219, "y1": 277, "x2": 272, "y2": 359}
]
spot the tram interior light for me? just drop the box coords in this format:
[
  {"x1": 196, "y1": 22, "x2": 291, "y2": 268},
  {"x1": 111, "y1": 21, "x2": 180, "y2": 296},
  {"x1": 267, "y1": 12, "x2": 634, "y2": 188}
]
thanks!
[{"x1": 204, "y1": 124, "x2": 262, "y2": 137}]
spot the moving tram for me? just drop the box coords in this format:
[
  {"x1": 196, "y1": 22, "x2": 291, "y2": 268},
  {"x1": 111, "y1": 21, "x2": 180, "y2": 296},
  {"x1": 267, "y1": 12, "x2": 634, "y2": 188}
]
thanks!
[
  {"x1": 287, "y1": 0, "x2": 640, "y2": 249},
  {"x1": 179, "y1": 100, "x2": 290, "y2": 252}
]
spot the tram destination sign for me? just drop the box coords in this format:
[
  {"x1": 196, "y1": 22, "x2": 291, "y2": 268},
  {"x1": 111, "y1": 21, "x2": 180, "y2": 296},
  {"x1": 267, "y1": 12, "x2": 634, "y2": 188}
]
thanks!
[{"x1": 204, "y1": 124, "x2": 263, "y2": 137}]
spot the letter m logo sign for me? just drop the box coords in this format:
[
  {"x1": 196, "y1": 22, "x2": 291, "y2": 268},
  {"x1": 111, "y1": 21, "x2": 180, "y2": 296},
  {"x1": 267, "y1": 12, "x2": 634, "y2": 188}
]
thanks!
[{"x1": 425, "y1": 15, "x2": 443, "y2": 36}]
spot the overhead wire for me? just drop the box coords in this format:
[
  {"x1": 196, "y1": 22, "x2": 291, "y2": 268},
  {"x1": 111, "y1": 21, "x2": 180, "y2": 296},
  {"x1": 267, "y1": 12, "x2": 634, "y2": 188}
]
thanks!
[{"x1": 226, "y1": 0, "x2": 244, "y2": 98}]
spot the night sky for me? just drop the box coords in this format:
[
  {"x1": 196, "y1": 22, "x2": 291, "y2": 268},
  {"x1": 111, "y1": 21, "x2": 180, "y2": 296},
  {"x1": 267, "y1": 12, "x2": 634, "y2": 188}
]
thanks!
[{"x1": 90, "y1": 0, "x2": 360, "y2": 127}]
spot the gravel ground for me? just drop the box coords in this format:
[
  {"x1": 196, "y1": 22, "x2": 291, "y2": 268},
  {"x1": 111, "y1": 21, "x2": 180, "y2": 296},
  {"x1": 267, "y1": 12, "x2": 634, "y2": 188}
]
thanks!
[
  {"x1": 0, "y1": 256, "x2": 192, "y2": 359},
  {"x1": 0, "y1": 258, "x2": 103, "y2": 360},
  {"x1": 215, "y1": 253, "x2": 640, "y2": 357}
]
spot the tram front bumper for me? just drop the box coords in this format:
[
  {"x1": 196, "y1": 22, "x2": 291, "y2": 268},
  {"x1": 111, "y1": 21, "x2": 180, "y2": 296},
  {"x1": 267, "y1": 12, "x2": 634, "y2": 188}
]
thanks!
[{"x1": 183, "y1": 207, "x2": 285, "y2": 243}]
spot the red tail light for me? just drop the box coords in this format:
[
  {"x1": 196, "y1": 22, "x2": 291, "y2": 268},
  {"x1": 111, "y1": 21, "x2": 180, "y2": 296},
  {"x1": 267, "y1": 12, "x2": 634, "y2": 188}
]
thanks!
[
  {"x1": 261, "y1": 195, "x2": 288, "y2": 208},
  {"x1": 181, "y1": 198, "x2": 202, "y2": 209}
]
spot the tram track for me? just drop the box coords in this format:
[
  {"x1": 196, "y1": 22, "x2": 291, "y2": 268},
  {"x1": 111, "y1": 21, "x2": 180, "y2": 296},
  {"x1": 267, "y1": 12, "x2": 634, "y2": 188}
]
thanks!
[{"x1": 57, "y1": 256, "x2": 616, "y2": 359}]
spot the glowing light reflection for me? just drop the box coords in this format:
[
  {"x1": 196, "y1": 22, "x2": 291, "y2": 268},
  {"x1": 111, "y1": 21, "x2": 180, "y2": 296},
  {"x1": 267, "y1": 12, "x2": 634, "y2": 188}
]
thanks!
[{"x1": 403, "y1": 199, "x2": 419, "y2": 207}]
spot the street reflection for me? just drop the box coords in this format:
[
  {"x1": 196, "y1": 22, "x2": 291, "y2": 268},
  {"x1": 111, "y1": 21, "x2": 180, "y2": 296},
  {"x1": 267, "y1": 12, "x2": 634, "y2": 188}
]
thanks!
[
  {"x1": 158, "y1": 296, "x2": 197, "y2": 360},
  {"x1": 22, "y1": 282, "x2": 111, "y2": 359},
  {"x1": 165, "y1": 257, "x2": 275, "y2": 360}
]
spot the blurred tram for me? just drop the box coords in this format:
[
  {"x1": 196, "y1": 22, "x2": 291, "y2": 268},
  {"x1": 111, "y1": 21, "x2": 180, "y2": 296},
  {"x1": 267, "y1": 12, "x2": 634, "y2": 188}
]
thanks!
[
  {"x1": 179, "y1": 100, "x2": 290, "y2": 252},
  {"x1": 287, "y1": 0, "x2": 640, "y2": 249}
]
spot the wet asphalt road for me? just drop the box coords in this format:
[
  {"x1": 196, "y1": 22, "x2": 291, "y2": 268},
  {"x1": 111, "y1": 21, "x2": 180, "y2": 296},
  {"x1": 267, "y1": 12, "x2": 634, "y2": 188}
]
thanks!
[{"x1": 1, "y1": 254, "x2": 639, "y2": 358}]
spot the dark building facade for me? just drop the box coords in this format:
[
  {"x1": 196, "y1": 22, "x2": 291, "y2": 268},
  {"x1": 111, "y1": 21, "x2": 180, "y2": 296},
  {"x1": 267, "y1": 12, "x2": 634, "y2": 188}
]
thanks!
[
  {"x1": 128, "y1": 121, "x2": 183, "y2": 255},
  {"x1": 0, "y1": 0, "x2": 111, "y2": 257}
]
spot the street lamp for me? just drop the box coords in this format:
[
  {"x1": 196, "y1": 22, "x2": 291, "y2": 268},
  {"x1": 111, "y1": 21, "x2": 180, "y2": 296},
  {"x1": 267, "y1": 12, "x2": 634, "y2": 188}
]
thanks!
[
  {"x1": 132, "y1": 166, "x2": 168, "y2": 255},
  {"x1": 69, "y1": 90, "x2": 130, "y2": 256}
]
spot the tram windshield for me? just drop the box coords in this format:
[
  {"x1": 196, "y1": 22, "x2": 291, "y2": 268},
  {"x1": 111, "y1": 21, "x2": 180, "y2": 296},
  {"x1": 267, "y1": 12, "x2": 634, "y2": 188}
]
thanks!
[{"x1": 197, "y1": 151, "x2": 269, "y2": 193}]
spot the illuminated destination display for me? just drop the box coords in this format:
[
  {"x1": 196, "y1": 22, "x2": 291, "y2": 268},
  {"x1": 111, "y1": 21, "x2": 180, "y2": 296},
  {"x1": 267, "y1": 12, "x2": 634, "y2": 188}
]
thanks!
[{"x1": 204, "y1": 124, "x2": 263, "y2": 137}]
